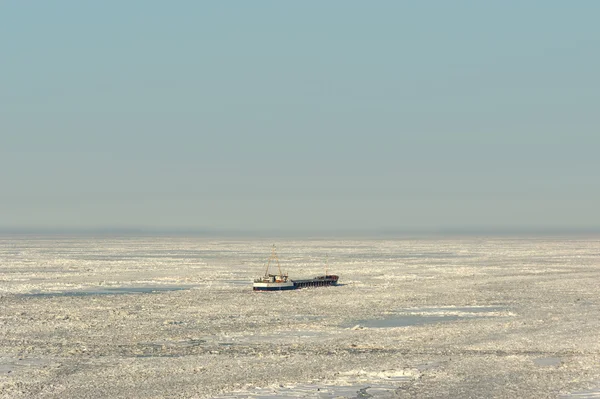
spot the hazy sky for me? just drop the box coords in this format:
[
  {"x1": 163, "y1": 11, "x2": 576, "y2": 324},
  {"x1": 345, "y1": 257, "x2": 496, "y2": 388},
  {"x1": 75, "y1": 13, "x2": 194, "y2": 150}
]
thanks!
[{"x1": 1, "y1": 2, "x2": 599, "y2": 233}]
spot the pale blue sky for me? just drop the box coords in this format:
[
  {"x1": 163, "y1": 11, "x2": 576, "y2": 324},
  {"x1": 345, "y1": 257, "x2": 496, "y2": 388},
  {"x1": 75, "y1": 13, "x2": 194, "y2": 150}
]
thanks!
[{"x1": 1, "y1": 1, "x2": 599, "y2": 233}]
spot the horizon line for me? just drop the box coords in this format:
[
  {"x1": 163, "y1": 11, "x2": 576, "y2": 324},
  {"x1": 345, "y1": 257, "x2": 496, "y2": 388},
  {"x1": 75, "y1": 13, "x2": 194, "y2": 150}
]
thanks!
[{"x1": 1, "y1": 226, "x2": 600, "y2": 238}]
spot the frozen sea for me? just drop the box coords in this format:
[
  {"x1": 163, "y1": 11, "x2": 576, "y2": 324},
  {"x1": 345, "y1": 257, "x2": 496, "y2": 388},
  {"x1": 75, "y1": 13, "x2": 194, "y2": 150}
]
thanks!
[{"x1": 1, "y1": 236, "x2": 600, "y2": 398}]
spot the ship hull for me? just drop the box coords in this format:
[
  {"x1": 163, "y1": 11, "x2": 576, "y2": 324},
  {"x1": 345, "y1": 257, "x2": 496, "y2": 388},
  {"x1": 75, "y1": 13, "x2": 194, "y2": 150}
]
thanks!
[
  {"x1": 253, "y1": 275, "x2": 339, "y2": 291},
  {"x1": 253, "y1": 281, "x2": 296, "y2": 291}
]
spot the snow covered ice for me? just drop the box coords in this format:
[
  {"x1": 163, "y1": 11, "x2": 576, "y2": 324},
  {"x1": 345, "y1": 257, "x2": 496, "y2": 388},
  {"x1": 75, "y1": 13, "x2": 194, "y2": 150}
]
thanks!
[{"x1": 1, "y1": 236, "x2": 600, "y2": 398}]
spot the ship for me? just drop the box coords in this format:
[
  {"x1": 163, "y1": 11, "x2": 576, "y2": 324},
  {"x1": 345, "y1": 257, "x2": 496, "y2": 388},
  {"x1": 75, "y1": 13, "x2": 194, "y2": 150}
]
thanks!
[{"x1": 253, "y1": 246, "x2": 339, "y2": 291}]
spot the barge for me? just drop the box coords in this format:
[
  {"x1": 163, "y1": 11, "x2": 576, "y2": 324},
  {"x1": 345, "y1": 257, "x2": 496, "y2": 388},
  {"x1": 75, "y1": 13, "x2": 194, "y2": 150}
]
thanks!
[{"x1": 253, "y1": 246, "x2": 339, "y2": 291}]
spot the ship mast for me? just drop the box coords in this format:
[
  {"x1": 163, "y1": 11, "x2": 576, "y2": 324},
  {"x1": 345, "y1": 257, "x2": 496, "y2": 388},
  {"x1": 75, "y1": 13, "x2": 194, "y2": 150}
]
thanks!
[{"x1": 264, "y1": 244, "x2": 284, "y2": 277}]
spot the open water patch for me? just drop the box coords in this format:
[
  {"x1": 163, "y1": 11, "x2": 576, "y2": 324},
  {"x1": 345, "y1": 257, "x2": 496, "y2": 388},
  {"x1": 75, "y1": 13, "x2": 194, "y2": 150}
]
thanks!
[
  {"x1": 559, "y1": 385, "x2": 600, "y2": 398},
  {"x1": 343, "y1": 306, "x2": 509, "y2": 329},
  {"x1": 216, "y1": 369, "x2": 417, "y2": 398},
  {"x1": 0, "y1": 358, "x2": 54, "y2": 375},
  {"x1": 533, "y1": 357, "x2": 561, "y2": 367},
  {"x1": 228, "y1": 280, "x2": 252, "y2": 286},
  {"x1": 216, "y1": 384, "x2": 394, "y2": 398},
  {"x1": 21, "y1": 285, "x2": 194, "y2": 297}
]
